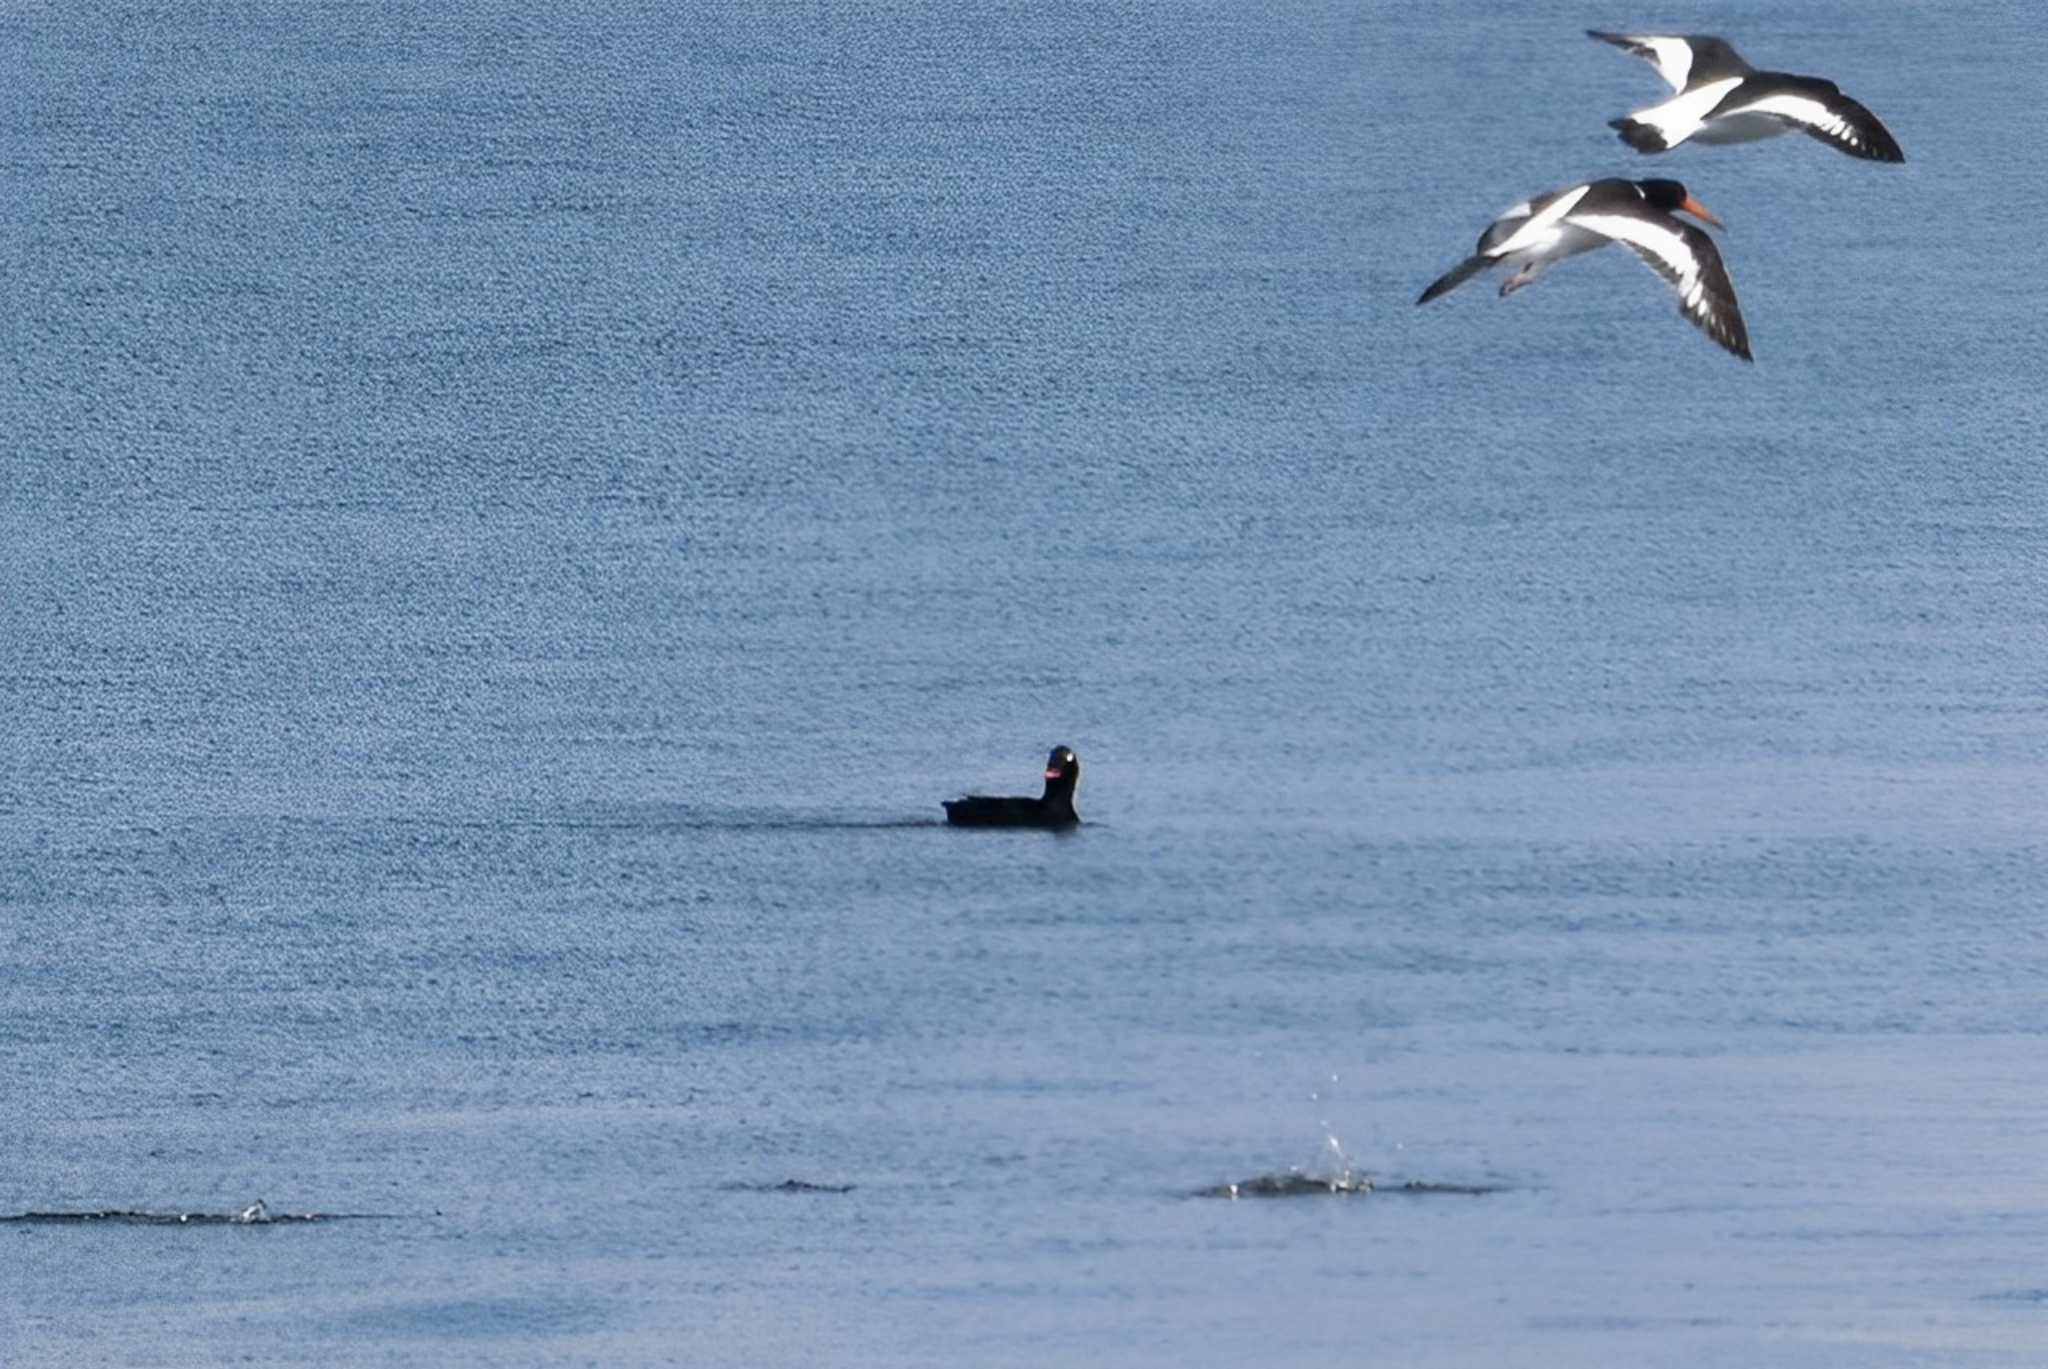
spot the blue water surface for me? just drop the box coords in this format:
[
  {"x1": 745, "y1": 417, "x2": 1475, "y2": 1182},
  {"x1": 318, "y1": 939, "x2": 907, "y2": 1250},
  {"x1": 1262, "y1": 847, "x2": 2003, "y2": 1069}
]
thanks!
[{"x1": 6, "y1": 2, "x2": 2048, "y2": 1365}]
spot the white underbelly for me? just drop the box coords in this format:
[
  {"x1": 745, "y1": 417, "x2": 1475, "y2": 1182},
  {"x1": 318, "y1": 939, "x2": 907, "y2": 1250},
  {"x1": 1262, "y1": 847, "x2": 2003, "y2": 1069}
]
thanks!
[
  {"x1": 1499, "y1": 223, "x2": 1600, "y2": 262},
  {"x1": 1692, "y1": 112, "x2": 1792, "y2": 144}
]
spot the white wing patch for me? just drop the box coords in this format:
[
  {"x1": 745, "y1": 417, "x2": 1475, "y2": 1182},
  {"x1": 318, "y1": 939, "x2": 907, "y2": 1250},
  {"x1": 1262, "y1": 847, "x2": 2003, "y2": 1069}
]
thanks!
[
  {"x1": 1626, "y1": 77, "x2": 1745, "y2": 144},
  {"x1": 1566, "y1": 211, "x2": 1707, "y2": 305},
  {"x1": 1489, "y1": 184, "x2": 1591, "y2": 258},
  {"x1": 1565, "y1": 207, "x2": 1749, "y2": 359},
  {"x1": 1638, "y1": 36, "x2": 1696, "y2": 91}
]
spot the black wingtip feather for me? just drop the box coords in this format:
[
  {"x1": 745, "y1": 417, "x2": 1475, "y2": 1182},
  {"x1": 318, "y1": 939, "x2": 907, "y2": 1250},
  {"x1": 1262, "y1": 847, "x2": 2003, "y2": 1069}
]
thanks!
[
  {"x1": 1689, "y1": 307, "x2": 1752, "y2": 363},
  {"x1": 1845, "y1": 107, "x2": 1906, "y2": 162},
  {"x1": 1798, "y1": 111, "x2": 1906, "y2": 162},
  {"x1": 1745, "y1": 78, "x2": 1906, "y2": 163}
]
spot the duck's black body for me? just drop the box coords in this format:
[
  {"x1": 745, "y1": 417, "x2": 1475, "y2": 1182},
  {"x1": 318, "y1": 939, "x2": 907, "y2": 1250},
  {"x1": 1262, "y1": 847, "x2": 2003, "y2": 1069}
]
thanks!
[{"x1": 943, "y1": 747, "x2": 1080, "y2": 828}]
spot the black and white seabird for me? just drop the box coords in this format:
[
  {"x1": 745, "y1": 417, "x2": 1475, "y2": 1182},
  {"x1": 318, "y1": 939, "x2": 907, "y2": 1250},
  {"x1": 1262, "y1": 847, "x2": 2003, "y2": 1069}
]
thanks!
[
  {"x1": 1589, "y1": 31, "x2": 1905, "y2": 162},
  {"x1": 943, "y1": 746, "x2": 1081, "y2": 828},
  {"x1": 1416, "y1": 177, "x2": 1751, "y2": 361}
]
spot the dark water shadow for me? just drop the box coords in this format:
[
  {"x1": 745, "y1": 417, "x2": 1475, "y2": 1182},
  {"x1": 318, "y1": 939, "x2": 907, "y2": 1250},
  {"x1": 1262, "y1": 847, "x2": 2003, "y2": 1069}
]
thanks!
[
  {"x1": 944, "y1": 822, "x2": 1097, "y2": 836},
  {"x1": 555, "y1": 807, "x2": 948, "y2": 834},
  {"x1": 552, "y1": 802, "x2": 1108, "y2": 835},
  {"x1": 1192, "y1": 1173, "x2": 1505, "y2": 1200},
  {"x1": 674, "y1": 818, "x2": 946, "y2": 833}
]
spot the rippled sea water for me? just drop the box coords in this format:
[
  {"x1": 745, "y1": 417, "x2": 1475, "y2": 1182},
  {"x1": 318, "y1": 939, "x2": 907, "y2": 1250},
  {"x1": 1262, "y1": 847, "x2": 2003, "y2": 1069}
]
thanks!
[{"x1": 6, "y1": 2, "x2": 2048, "y2": 1364}]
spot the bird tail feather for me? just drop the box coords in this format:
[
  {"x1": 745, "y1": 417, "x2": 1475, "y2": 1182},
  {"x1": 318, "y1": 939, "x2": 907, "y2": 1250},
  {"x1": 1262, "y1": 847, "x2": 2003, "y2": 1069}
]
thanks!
[{"x1": 1416, "y1": 255, "x2": 1489, "y2": 305}]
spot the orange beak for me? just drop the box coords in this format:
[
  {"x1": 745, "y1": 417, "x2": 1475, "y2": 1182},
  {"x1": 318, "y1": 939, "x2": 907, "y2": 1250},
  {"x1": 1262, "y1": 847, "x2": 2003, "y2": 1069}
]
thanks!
[
  {"x1": 1678, "y1": 195, "x2": 1724, "y2": 229},
  {"x1": 1045, "y1": 768, "x2": 1063, "y2": 780}
]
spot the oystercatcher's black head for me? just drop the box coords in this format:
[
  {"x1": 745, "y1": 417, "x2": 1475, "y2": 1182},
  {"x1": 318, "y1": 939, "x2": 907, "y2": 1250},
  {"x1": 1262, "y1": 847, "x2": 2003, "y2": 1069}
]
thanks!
[{"x1": 1639, "y1": 179, "x2": 1724, "y2": 229}]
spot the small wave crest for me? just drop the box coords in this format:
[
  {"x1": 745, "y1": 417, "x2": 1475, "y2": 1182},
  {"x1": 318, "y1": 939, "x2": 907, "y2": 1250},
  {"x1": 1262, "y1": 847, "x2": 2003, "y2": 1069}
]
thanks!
[
  {"x1": 721, "y1": 1179, "x2": 856, "y2": 1194},
  {"x1": 1195, "y1": 1171, "x2": 1375, "y2": 1199},
  {"x1": 2, "y1": 1199, "x2": 393, "y2": 1225}
]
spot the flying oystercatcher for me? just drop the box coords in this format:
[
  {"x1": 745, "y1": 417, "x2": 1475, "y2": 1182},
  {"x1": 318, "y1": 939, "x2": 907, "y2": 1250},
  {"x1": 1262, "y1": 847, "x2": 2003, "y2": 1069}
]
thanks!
[
  {"x1": 1417, "y1": 177, "x2": 1752, "y2": 361},
  {"x1": 1588, "y1": 31, "x2": 1905, "y2": 162}
]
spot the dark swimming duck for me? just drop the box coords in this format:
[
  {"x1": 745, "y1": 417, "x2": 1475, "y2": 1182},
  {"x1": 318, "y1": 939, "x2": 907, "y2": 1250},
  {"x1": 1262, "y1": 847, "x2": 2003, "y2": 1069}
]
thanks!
[{"x1": 943, "y1": 747, "x2": 1080, "y2": 828}]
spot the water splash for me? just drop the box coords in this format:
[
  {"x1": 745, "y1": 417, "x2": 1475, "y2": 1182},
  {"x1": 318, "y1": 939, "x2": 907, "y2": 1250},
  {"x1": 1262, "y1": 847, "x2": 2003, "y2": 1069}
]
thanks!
[
  {"x1": 1195, "y1": 1075, "x2": 1504, "y2": 1199},
  {"x1": 1309, "y1": 1073, "x2": 1356, "y2": 1191}
]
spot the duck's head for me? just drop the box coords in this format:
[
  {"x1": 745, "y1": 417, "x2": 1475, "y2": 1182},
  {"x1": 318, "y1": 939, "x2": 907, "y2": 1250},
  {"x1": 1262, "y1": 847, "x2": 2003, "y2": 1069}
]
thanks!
[{"x1": 1043, "y1": 746, "x2": 1080, "y2": 790}]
